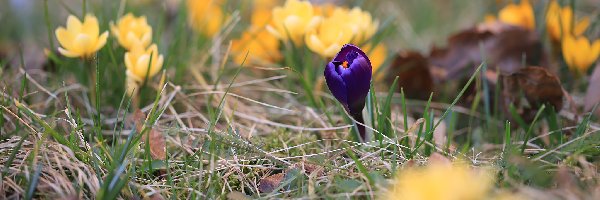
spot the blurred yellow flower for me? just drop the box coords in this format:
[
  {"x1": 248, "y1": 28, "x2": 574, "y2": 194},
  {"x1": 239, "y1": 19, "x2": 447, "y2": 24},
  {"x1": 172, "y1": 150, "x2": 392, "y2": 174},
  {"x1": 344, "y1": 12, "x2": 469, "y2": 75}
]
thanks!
[
  {"x1": 363, "y1": 43, "x2": 387, "y2": 80},
  {"x1": 330, "y1": 7, "x2": 379, "y2": 44},
  {"x1": 232, "y1": 27, "x2": 281, "y2": 65},
  {"x1": 110, "y1": 13, "x2": 152, "y2": 50},
  {"x1": 305, "y1": 9, "x2": 354, "y2": 58},
  {"x1": 55, "y1": 15, "x2": 108, "y2": 58},
  {"x1": 313, "y1": 3, "x2": 337, "y2": 17},
  {"x1": 546, "y1": 0, "x2": 590, "y2": 42},
  {"x1": 251, "y1": 8, "x2": 274, "y2": 28},
  {"x1": 562, "y1": 35, "x2": 600, "y2": 74},
  {"x1": 125, "y1": 44, "x2": 164, "y2": 82},
  {"x1": 266, "y1": 0, "x2": 321, "y2": 45},
  {"x1": 383, "y1": 162, "x2": 494, "y2": 200},
  {"x1": 498, "y1": 0, "x2": 535, "y2": 30},
  {"x1": 187, "y1": 0, "x2": 224, "y2": 37}
]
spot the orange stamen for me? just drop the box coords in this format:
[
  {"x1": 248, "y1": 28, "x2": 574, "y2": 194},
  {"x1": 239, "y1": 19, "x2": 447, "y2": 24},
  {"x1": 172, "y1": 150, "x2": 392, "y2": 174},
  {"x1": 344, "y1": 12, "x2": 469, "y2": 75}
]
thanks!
[{"x1": 342, "y1": 61, "x2": 349, "y2": 68}]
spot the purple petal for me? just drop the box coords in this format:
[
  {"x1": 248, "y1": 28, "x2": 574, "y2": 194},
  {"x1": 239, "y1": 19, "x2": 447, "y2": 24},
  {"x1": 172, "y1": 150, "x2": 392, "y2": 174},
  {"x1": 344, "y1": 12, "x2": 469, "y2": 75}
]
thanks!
[
  {"x1": 333, "y1": 44, "x2": 372, "y2": 68},
  {"x1": 324, "y1": 62, "x2": 348, "y2": 106},
  {"x1": 341, "y1": 56, "x2": 371, "y2": 113}
]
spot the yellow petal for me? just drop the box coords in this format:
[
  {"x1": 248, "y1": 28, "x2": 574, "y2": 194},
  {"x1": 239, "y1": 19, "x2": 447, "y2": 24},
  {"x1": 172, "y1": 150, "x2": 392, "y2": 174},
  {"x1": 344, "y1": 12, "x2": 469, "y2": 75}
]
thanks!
[
  {"x1": 307, "y1": 34, "x2": 328, "y2": 57},
  {"x1": 92, "y1": 31, "x2": 109, "y2": 53},
  {"x1": 574, "y1": 16, "x2": 590, "y2": 36},
  {"x1": 67, "y1": 15, "x2": 82, "y2": 31},
  {"x1": 55, "y1": 28, "x2": 74, "y2": 50},
  {"x1": 74, "y1": 34, "x2": 92, "y2": 56},
  {"x1": 149, "y1": 55, "x2": 164, "y2": 78},
  {"x1": 124, "y1": 52, "x2": 134, "y2": 71},
  {"x1": 82, "y1": 15, "x2": 100, "y2": 37},
  {"x1": 140, "y1": 32, "x2": 152, "y2": 48},
  {"x1": 135, "y1": 54, "x2": 151, "y2": 78},
  {"x1": 562, "y1": 35, "x2": 576, "y2": 69},
  {"x1": 58, "y1": 47, "x2": 81, "y2": 58}
]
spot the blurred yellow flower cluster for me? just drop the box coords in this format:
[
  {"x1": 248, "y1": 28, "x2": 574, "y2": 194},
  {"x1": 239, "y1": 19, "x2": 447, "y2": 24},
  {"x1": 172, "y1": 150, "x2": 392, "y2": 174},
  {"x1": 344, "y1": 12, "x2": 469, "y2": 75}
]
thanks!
[
  {"x1": 112, "y1": 13, "x2": 164, "y2": 95},
  {"x1": 187, "y1": 0, "x2": 225, "y2": 37},
  {"x1": 231, "y1": 0, "x2": 282, "y2": 65},
  {"x1": 306, "y1": 7, "x2": 379, "y2": 58},
  {"x1": 266, "y1": 0, "x2": 321, "y2": 46},
  {"x1": 232, "y1": 0, "x2": 386, "y2": 75},
  {"x1": 490, "y1": 0, "x2": 599, "y2": 74},
  {"x1": 383, "y1": 162, "x2": 494, "y2": 200},
  {"x1": 546, "y1": 0, "x2": 597, "y2": 74},
  {"x1": 546, "y1": 0, "x2": 589, "y2": 42},
  {"x1": 55, "y1": 15, "x2": 108, "y2": 58}
]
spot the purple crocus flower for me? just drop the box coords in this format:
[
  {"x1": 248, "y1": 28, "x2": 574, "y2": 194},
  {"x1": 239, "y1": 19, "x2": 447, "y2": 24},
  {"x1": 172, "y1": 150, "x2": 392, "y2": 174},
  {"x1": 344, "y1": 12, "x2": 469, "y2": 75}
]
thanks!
[{"x1": 324, "y1": 44, "x2": 372, "y2": 141}]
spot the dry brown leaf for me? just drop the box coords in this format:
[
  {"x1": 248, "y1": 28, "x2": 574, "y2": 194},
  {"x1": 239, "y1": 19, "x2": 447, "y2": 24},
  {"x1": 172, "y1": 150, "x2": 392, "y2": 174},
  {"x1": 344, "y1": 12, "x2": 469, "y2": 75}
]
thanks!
[
  {"x1": 127, "y1": 109, "x2": 146, "y2": 131},
  {"x1": 292, "y1": 162, "x2": 324, "y2": 176},
  {"x1": 386, "y1": 51, "x2": 434, "y2": 100},
  {"x1": 503, "y1": 66, "x2": 564, "y2": 118},
  {"x1": 584, "y1": 62, "x2": 600, "y2": 116},
  {"x1": 258, "y1": 173, "x2": 285, "y2": 193},
  {"x1": 149, "y1": 129, "x2": 166, "y2": 160},
  {"x1": 429, "y1": 22, "x2": 544, "y2": 80},
  {"x1": 127, "y1": 109, "x2": 165, "y2": 160}
]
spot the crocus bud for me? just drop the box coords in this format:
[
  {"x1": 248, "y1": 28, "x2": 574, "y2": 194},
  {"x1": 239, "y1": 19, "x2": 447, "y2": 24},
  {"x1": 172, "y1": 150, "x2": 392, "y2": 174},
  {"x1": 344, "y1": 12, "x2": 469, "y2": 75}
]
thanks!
[{"x1": 324, "y1": 44, "x2": 372, "y2": 141}]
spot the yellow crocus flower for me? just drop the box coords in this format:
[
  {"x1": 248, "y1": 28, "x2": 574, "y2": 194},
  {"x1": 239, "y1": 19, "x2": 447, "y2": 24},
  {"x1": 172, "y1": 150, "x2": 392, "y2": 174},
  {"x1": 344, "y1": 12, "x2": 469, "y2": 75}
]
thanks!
[
  {"x1": 55, "y1": 15, "x2": 108, "y2": 58},
  {"x1": 305, "y1": 9, "x2": 354, "y2": 58},
  {"x1": 266, "y1": 0, "x2": 321, "y2": 46},
  {"x1": 383, "y1": 162, "x2": 494, "y2": 200},
  {"x1": 187, "y1": 0, "x2": 225, "y2": 37},
  {"x1": 231, "y1": 27, "x2": 282, "y2": 65},
  {"x1": 110, "y1": 13, "x2": 152, "y2": 50},
  {"x1": 546, "y1": 0, "x2": 590, "y2": 42},
  {"x1": 498, "y1": 0, "x2": 535, "y2": 30},
  {"x1": 125, "y1": 44, "x2": 164, "y2": 82},
  {"x1": 562, "y1": 35, "x2": 600, "y2": 74},
  {"x1": 330, "y1": 7, "x2": 379, "y2": 44}
]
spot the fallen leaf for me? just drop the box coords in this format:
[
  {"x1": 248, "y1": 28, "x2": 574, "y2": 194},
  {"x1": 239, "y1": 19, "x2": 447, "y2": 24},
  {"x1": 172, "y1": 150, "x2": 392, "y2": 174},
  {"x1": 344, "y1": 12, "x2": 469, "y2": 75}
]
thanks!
[
  {"x1": 149, "y1": 129, "x2": 166, "y2": 160},
  {"x1": 584, "y1": 62, "x2": 600, "y2": 116},
  {"x1": 503, "y1": 66, "x2": 564, "y2": 113},
  {"x1": 291, "y1": 162, "x2": 324, "y2": 176},
  {"x1": 127, "y1": 109, "x2": 146, "y2": 131},
  {"x1": 127, "y1": 109, "x2": 165, "y2": 160},
  {"x1": 430, "y1": 22, "x2": 544, "y2": 80},
  {"x1": 258, "y1": 173, "x2": 285, "y2": 193},
  {"x1": 386, "y1": 51, "x2": 434, "y2": 100}
]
